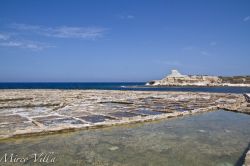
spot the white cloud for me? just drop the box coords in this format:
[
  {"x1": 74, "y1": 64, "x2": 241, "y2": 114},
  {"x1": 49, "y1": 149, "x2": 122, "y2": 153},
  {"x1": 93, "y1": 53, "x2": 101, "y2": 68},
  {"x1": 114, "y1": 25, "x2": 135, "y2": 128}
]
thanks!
[
  {"x1": 10, "y1": 23, "x2": 108, "y2": 39},
  {"x1": 0, "y1": 40, "x2": 53, "y2": 50},
  {"x1": 118, "y1": 15, "x2": 135, "y2": 20},
  {"x1": 46, "y1": 26, "x2": 107, "y2": 39},
  {"x1": 0, "y1": 29, "x2": 53, "y2": 51},
  {"x1": 0, "y1": 41, "x2": 21, "y2": 47},
  {"x1": 0, "y1": 23, "x2": 108, "y2": 50},
  {"x1": 243, "y1": 16, "x2": 250, "y2": 22},
  {"x1": 0, "y1": 33, "x2": 9, "y2": 40},
  {"x1": 10, "y1": 23, "x2": 41, "y2": 31}
]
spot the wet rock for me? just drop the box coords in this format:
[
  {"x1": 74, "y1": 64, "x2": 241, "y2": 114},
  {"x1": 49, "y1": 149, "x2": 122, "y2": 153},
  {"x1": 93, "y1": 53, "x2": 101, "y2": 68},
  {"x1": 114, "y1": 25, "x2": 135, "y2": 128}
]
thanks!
[
  {"x1": 109, "y1": 146, "x2": 119, "y2": 151},
  {"x1": 198, "y1": 130, "x2": 206, "y2": 133},
  {"x1": 78, "y1": 115, "x2": 115, "y2": 123},
  {"x1": 224, "y1": 129, "x2": 231, "y2": 133}
]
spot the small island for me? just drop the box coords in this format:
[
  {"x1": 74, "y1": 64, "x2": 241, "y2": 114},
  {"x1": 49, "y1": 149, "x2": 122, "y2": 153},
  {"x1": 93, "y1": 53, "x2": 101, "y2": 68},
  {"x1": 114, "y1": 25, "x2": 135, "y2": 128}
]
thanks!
[{"x1": 146, "y1": 69, "x2": 250, "y2": 87}]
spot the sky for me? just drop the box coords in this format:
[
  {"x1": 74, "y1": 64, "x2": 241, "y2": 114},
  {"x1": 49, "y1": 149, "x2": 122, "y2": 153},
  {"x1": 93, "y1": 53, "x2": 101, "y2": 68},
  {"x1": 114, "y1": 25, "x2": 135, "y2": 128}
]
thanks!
[{"x1": 0, "y1": 0, "x2": 250, "y2": 82}]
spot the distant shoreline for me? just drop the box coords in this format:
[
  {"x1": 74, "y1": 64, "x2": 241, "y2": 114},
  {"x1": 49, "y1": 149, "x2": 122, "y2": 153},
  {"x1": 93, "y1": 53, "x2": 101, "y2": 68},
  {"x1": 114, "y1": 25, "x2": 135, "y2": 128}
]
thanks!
[{"x1": 147, "y1": 70, "x2": 250, "y2": 87}]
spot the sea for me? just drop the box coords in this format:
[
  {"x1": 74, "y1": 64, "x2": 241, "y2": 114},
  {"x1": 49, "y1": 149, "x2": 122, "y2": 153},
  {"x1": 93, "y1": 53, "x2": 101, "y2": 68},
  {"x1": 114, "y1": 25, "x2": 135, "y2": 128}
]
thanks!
[{"x1": 0, "y1": 82, "x2": 250, "y2": 93}]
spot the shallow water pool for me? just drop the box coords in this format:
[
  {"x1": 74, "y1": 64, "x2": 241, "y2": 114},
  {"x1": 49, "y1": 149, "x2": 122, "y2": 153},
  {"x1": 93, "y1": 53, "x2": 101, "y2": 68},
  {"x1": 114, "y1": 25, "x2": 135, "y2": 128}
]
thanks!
[{"x1": 0, "y1": 110, "x2": 250, "y2": 166}]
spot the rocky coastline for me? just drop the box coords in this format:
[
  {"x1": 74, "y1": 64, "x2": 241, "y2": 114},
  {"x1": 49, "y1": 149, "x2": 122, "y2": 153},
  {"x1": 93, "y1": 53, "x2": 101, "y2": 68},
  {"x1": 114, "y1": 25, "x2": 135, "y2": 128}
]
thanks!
[
  {"x1": 0, "y1": 89, "x2": 249, "y2": 139},
  {"x1": 0, "y1": 89, "x2": 250, "y2": 165},
  {"x1": 146, "y1": 70, "x2": 250, "y2": 87}
]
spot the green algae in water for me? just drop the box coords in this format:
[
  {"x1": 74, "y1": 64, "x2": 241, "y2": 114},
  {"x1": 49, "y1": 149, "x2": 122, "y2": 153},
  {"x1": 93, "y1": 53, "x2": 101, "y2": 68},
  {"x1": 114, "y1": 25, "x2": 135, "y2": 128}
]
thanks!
[{"x1": 0, "y1": 110, "x2": 250, "y2": 166}]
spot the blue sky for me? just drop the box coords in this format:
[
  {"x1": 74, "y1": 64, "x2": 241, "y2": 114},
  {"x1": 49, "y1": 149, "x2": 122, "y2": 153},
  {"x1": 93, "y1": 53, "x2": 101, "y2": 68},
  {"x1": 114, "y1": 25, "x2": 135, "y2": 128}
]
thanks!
[{"x1": 0, "y1": 0, "x2": 250, "y2": 82}]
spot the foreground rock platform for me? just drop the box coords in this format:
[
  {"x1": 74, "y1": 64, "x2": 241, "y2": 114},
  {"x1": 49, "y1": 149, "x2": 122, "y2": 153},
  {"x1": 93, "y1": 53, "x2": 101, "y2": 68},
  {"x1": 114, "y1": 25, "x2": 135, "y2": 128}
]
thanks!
[
  {"x1": 0, "y1": 90, "x2": 249, "y2": 140},
  {"x1": 245, "y1": 150, "x2": 250, "y2": 166}
]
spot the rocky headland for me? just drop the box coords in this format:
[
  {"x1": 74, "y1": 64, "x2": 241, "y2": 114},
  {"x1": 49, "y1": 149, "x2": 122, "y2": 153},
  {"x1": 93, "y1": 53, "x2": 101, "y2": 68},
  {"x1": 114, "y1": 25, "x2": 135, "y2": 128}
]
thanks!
[{"x1": 146, "y1": 70, "x2": 250, "y2": 87}]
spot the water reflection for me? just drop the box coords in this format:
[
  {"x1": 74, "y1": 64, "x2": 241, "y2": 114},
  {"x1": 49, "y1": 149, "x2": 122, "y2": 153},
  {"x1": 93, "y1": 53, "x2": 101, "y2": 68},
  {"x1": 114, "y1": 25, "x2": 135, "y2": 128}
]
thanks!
[{"x1": 0, "y1": 110, "x2": 250, "y2": 166}]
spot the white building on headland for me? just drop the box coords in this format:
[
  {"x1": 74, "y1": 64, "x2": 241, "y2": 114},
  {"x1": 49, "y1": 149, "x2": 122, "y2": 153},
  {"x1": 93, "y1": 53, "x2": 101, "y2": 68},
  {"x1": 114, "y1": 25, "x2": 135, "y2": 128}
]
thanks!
[
  {"x1": 167, "y1": 70, "x2": 187, "y2": 77},
  {"x1": 147, "y1": 69, "x2": 221, "y2": 86},
  {"x1": 146, "y1": 69, "x2": 250, "y2": 87}
]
